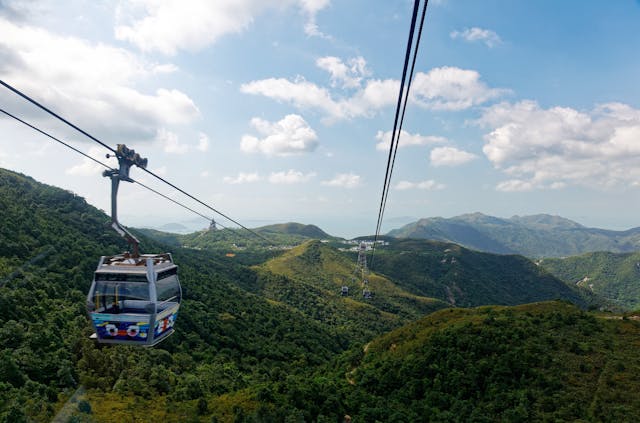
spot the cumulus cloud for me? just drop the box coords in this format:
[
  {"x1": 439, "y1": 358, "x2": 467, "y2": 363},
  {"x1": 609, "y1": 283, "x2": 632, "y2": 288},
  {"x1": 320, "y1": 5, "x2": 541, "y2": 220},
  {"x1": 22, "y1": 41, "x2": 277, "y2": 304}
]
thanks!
[
  {"x1": 115, "y1": 0, "x2": 331, "y2": 55},
  {"x1": 479, "y1": 101, "x2": 640, "y2": 190},
  {"x1": 240, "y1": 114, "x2": 318, "y2": 156},
  {"x1": 395, "y1": 180, "x2": 444, "y2": 190},
  {"x1": 450, "y1": 27, "x2": 502, "y2": 48},
  {"x1": 268, "y1": 169, "x2": 316, "y2": 184},
  {"x1": 411, "y1": 67, "x2": 509, "y2": 111},
  {"x1": 321, "y1": 173, "x2": 361, "y2": 188},
  {"x1": 316, "y1": 56, "x2": 369, "y2": 89},
  {"x1": 241, "y1": 75, "x2": 399, "y2": 121},
  {"x1": 0, "y1": 17, "x2": 199, "y2": 141},
  {"x1": 300, "y1": 0, "x2": 331, "y2": 38},
  {"x1": 430, "y1": 146, "x2": 477, "y2": 166},
  {"x1": 242, "y1": 65, "x2": 505, "y2": 121},
  {"x1": 375, "y1": 130, "x2": 447, "y2": 151},
  {"x1": 223, "y1": 172, "x2": 261, "y2": 184}
]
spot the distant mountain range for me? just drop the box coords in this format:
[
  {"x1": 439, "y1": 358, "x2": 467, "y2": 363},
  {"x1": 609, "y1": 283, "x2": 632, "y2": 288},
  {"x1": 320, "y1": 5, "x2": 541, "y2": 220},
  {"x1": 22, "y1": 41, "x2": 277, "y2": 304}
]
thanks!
[{"x1": 387, "y1": 212, "x2": 640, "y2": 258}]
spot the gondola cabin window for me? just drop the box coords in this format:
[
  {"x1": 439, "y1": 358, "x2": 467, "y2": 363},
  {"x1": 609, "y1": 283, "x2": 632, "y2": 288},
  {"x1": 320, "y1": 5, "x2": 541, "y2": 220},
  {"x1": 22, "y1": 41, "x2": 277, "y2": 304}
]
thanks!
[
  {"x1": 93, "y1": 277, "x2": 150, "y2": 314},
  {"x1": 156, "y1": 268, "x2": 180, "y2": 312}
]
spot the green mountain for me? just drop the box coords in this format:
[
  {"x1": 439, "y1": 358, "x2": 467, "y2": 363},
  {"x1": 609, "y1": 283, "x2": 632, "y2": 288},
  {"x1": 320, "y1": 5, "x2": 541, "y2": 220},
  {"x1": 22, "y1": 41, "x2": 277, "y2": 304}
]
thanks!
[
  {"x1": 369, "y1": 238, "x2": 595, "y2": 308},
  {"x1": 540, "y1": 251, "x2": 640, "y2": 309},
  {"x1": 257, "y1": 301, "x2": 640, "y2": 421},
  {"x1": 388, "y1": 212, "x2": 640, "y2": 257},
  {"x1": 0, "y1": 169, "x2": 348, "y2": 422},
  {"x1": 137, "y1": 221, "x2": 338, "y2": 255},
  {"x1": 252, "y1": 240, "x2": 448, "y2": 342},
  {"x1": 0, "y1": 167, "x2": 631, "y2": 422},
  {"x1": 254, "y1": 222, "x2": 331, "y2": 239}
]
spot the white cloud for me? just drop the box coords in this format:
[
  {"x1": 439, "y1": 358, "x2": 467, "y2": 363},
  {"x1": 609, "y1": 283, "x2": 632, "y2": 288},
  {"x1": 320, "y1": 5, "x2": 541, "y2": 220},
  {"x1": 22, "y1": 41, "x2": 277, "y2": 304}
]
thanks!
[
  {"x1": 321, "y1": 173, "x2": 361, "y2": 188},
  {"x1": 65, "y1": 146, "x2": 117, "y2": 176},
  {"x1": 395, "y1": 180, "x2": 444, "y2": 190},
  {"x1": 241, "y1": 77, "x2": 341, "y2": 116},
  {"x1": 200, "y1": 170, "x2": 209, "y2": 178},
  {"x1": 157, "y1": 129, "x2": 189, "y2": 154},
  {"x1": 152, "y1": 63, "x2": 179, "y2": 74},
  {"x1": 115, "y1": 0, "x2": 331, "y2": 55},
  {"x1": 450, "y1": 27, "x2": 502, "y2": 48},
  {"x1": 375, "y1": 130, "x2": 447, "y2": 151},
  {"x1": 479, "y1": 101, "x2": 640, "y2": 190},
  {"x1": 241, "y1": 76, "x2": 398, "y2": 121},
  {"x1": 197, "y1": 132, "x2": 210, "y2": 152},
  {"x1": 268, "y1": 169, "x2": 316, "y2": 184},
  {"x1": 411, "y1": 67, "x2": 508, "y2": 111},
  {"x1": 240, "y1": 114, "x2": 318, "y2": 156},
  {"x1": 301, "y1": 0, "x2": 331, "y2": 38},
  {"x1": 223, "y1": 172, "x2": 261, "y2": 184},
  {"x1": 242, "y1": 66, "x2": 505, "y2": 121},
  {"x1": 430, "y1": 146, "x2": 477, "y2": 166},
  {"x1": 0, "y1": 17, "x2": 199, "y2": 141},
  {"x1": 316, "y1": 56, "x2": 369, "y2": 89}
]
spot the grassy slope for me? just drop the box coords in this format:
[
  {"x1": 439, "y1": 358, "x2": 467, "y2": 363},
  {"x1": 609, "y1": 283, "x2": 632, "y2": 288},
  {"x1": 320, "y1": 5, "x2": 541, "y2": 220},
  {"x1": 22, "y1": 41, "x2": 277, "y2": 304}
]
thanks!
[{"x1": 253, "y1": 240, "x2": 449, "y2": 342}]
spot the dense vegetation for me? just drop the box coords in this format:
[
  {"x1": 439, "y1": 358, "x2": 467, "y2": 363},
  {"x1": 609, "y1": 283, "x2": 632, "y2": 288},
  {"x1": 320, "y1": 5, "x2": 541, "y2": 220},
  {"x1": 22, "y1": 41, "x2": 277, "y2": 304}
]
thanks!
[
  {"x1": 2, "y1": 168, "x2": 639, "y2": 422},
  {"x1": 0, "y1": 169, "x2": 349, "y2": 422},
  {"x1": 388, "y1": 212, "x2": 640, "y2": 258},
  {"x1": 252, "y1": 240, "x2": 448, "y2": 342},
  {"x1": 368, "y1": 239, "x2": 596, "y2": 308},
  {"x1": 541, "y1": 251, "x2": 640, "y2": 310},
  {"x1": 253, "y1": 301, "x2": 640, "y2": 421}
]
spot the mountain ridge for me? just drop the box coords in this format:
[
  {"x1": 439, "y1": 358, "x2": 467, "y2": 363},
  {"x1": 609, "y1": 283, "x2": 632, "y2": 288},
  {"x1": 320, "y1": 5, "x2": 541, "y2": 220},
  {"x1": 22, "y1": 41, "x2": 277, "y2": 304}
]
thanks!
[{"x1": 388, "y1": 212, "x2": 640, "y2": 257}]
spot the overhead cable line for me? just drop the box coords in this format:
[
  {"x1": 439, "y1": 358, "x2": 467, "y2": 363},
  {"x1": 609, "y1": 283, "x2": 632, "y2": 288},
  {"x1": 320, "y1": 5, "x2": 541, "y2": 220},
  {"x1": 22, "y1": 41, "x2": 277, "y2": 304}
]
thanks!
[
  {"x1": 0, "y1": 106, "x2": 265, "y2": 242},
  {"x1": 0, "y1": 79, "x2": 271, "y2": 244},
  {"x1": 371, "y1": 0, "x2": 429, "y2": 267},
  {"x1": 139, "y1": 167, "x2": 272, "y2": 243},
  {"x1": 0, "y1": 79, "x2": 116, "y2": 154},
  {"x1": 0, "y1": 108, "x2": 112, "y2": 172}
]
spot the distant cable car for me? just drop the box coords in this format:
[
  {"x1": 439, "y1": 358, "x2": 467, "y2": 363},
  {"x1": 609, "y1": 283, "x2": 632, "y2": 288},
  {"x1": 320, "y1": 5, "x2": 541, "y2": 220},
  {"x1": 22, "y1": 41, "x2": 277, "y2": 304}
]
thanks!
[
  {"x1": 362, "y1": 288, "x2": 372, "y2": 299},
  {"x1": 86, "y1": 144, "x2": 181, "y2": 346},
  {"x1": 87, "y1": 253, "x2": 181, "y2": 346}
]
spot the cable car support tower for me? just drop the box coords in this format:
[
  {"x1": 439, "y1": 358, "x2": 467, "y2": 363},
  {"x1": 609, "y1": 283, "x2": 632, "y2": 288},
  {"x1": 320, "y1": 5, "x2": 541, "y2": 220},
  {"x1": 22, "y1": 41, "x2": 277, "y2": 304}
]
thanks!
[{"x1": 355, "y1": 242, "x2": 373, "y2": 299}]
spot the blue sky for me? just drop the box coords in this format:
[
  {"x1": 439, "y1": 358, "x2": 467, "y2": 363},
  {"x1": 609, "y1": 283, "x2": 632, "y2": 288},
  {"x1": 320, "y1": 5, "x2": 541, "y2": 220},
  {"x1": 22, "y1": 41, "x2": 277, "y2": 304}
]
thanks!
[{"x1": 1, "y1": 0, "x2": 640, "y2": 238}]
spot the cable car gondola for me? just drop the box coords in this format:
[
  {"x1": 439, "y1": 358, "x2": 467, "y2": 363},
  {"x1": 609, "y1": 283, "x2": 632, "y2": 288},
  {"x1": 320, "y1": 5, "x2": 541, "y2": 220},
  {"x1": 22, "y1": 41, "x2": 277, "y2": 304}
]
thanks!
[
  {"x1": 87, "y1": 253, "x2": 181, "y2": 346},
  {"x1": 86, "y1": 144, "x2": 181, "y2": 346}
]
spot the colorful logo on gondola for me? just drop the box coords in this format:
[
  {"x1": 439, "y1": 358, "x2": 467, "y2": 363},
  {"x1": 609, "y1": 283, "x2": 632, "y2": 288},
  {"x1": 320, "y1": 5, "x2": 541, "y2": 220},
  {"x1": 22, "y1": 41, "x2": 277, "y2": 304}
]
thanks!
[
  {"x1": 155, "y1": 307, "x2": 179, "y2": 337},
  {"x1": 92, "y1": 314, "x2": 150, "y2": 341}
]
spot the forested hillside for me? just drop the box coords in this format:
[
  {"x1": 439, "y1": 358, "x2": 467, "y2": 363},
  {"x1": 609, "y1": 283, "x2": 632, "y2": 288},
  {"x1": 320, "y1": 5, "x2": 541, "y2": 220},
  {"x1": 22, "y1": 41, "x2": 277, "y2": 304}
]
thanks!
[
  {"x1": 388, "y1": 212, "x2": 640, "y2": 258},
  {"x1": 540, "y1": 251, "x2": 640, "y2": 310},
  {"x1": 2, "y1": 167, "x2": 636, "y2": 422},
  {"x1": 0, "y1": 169, "x2": 351, "y2": 421},
  {"x1": 369, "y1": 239, "x2": 596, "y2": 308},
  {"x1": 252, "y1": 240, "x2": 448, "y2": 342},
  {"x1": 253, "y1": 301, "x2": 640, "y2": 421}
]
